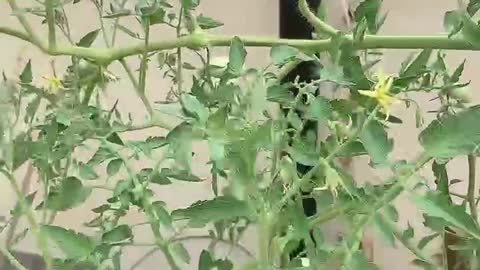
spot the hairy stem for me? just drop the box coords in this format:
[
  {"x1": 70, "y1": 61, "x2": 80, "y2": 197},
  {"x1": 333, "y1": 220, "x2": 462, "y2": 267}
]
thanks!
[
  {"x1": 45, "y1": 0, "x2": 57, "y2": 50},
  {"x1": 468, "y1": 155, "x2": 477, "y2": 221},
  {"x1": 0, "y1": 170, "x2": 52, "y2": 270}
]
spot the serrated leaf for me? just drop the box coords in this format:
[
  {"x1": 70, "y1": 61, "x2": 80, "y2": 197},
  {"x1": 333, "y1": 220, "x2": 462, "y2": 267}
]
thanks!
[
  {"x1": 41, "y1": 225, "x2": 94, "y2": 259},
  {"x1": 19, "y1": 60, "x2": 32, "y2": 83},
  {"x1": 419, "y1": 105, "x2": 480, "y2": 159},
  {"x1": 228, "y1": 37, "x2": 246, "y2": 76},
  {"x1": 102, "y1": 225, "x2": 133, "y2": 243},
  {"x1": 306, "y1": 96, "x2": 332, "y2": 122},
  {"x1": 107, "y1": 158, "x2": 123, "y2": 176},
  {"x1": 267, "y1": 84, "x2": 295, "y2": 105},
  {"x1": 359, "y1": 120, "x2": 393, "y2": 165},
  {"x1": 152, "y1": 201, "x2": 173, "y2": 228},
  {"x1": 401, "y1": 49, "x2": 432, "y2": 78},
  {"x1": 197, "y1": 14, "x2": 224, "y2": 29},
  {"x1": 450, "y1": 60, "x2": 466, "y2": 83},
  {"x1": 166, "y1": 123, "x2": 194, "y2": 170},
  {"x1": 468, "y1": 0, "x2": 480, "y2": 16},
  {"x1": 77, "y1": 29, "x2": 100, "y2": 48},
  {"x1": 171, "y1": 196, "x2": 251, "y2": 227},
  {"x1": 270, "y1": 45, "x2": 298, "y2": 66},
  {"x1": 45, "y1": 177, "x2": 92, "y2": 211},
  {"x1": 169, "y1": 242, "x2": 191, "y2": 264},
  {"x1": 149, "y1": 7, "x2": 166, "y2": 25},
  {"x1": 414, "y1": 192, "x2": 480, "y2": 240},
  {"x1": 181, "y1": 0, "x2": 199, "y2": 10}
]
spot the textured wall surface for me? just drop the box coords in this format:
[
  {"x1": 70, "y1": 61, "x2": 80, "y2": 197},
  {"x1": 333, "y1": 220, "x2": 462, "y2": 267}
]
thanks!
[{"x1": 0, "y1": 1, "x2": 478, "y2": 269}]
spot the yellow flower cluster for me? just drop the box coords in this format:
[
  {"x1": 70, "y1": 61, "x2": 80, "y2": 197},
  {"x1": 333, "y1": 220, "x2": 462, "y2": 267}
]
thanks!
[{"x1": 358, "y1": 70, "x2": 400, "y2": 119}]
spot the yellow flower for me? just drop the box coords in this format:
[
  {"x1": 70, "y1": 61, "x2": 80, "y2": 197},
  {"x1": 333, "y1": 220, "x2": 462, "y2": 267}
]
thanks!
[
  {"x1": 358, "y1": 70, "x2": 400, "y2": 119},
  {"x1": 42, "y1": 75, "x2": 63, "y2": 94}
]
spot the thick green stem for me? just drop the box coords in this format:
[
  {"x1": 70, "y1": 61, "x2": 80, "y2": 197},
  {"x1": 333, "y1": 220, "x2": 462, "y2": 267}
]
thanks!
[
  {"x1": 139, "y1": 19, "x2": 150, "y2": 95},
  {"x1": 258, "y1": 211, "x2": 273, "y2": 270},
  {"x1": 298, "y1": 0, "x2": 339, "y2": 37},
  {"x1": 45, "y1": 0, "x2": 57, "y2": 50},
  {"x1": 468, "y1": 155, "x2": 477, "y2": 221}
]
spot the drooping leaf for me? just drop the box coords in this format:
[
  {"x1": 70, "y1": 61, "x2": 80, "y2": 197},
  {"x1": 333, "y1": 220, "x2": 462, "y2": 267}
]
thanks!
[
  {"x1": 414, "y1": 192, "x2": 480, "y2": 240},
  {"x1": 197, "y1": 14, "x2": 224, "y2": 29},
  {"x1": 102, "y1": 225, "x2": 133, "y2": 244},
  {"x1": 227, "y1": 37, "x2": 247, "y2": 76},
  {"x1": 359, "y1": 120, "x2": 393, "y2": 165},
  {"x1": 418, "y1": 233, "x2": 440, "y2": 249},
  {"x1": 79, "y1": 163, "x2": 99, "y2": 180},
  {"x1": 171, "y1": 196, "x2": 251, "y2": 227},
  {"x1": 107, "y1": 158, "x2": 123, "y2": 176},
  {"x1": 77, "y1": 29, "x2": 100, "y2": 48},
  {"x1": 41, "y1": 225, "x2": 95, "y2": 259},
  {"x1": 45, "y1": 177, "x2": 92, "y2": 211},
  {"x1": 270, "y1": 45, "x2": 299, "y2": 66},
  {"x1": 419, "y1": 105, "x2": 480, "y2": 159}
]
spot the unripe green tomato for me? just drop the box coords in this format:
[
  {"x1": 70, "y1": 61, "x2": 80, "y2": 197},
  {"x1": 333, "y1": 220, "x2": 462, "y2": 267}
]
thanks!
[{"x1": 448, "y1": 86, "x2": 472, "y2": 103}]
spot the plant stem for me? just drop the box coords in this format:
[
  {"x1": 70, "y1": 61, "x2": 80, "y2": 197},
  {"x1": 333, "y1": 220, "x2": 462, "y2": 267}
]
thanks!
[
  {"x1": 45, "y1": 0, "x2": 57, "y2": 50},
  {"x1": 171, "y1": 235, "x2": 254, "y2": 258},
  {"x1": 176, "y1": 7, "x2": 184, "y2": 95},
  {"x1": 139, "y1": 18, "x2": 150, "y2": 95},
  {"x1": 6, "y1": 0, "x2": 45, "y2": 49},
  {"x1": 468, "y1": 155, "x2": 478, "y2": 221},
  {"x1": 298, "y1": 0, "x2": 339, "y2": 37},
  {"x1": 129, "y1": 248, "x2": 160, "y2": 270},
  {"x1": 342, "y1": 153, "x2": 432, "y2": 266},
  {"x1": 0, "y1": 246, "x2": 29, "y2": 270},
  {"x1": 0, "y1": 170, "x2": 52, "y2": 270}
]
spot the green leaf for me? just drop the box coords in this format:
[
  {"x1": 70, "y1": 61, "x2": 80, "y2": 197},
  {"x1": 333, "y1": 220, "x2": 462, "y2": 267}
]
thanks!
[
  {"x1": 197, "y1": 14, "x2": 224, "y2": 29},
  {"x1": 402, "y1": 223, "x2": 414, "y2": 240},
  {"x1": 353, "y1": 18, "x2": 368, "y2": 42},
  {"x1": 344, "y1": 251, "x2": 379, "y2": 270},
  {"x1": 102, "y1": 225, "x2": 133, "y2": 243},
  {"x1": 270, "y1": 45, "x2": 298, "y2": 66},
  {"x1": 468, "y1": 0, "x2": 480, "y2": 16},
  {"x1": 181, "y1": 0, "x2": 199, "y2": 10},
  {"x1": 319, "y1": 64, "x2": 353, "y2": 86},
  {"x1": 306, "y1": 96, "x2": 332, "y2": 122},
  {"x1": 11, "y1": 192, "x2": 36, "y2": 218},
  {"x1": 181, "y1": 94, "x2": 209, "y2": 123},
  {"x1": 444, "y1": 10, "x2": 463, "y2": 37},
  {"x1": 152, "y1": 201, "x2": 173, "y2": 228},
  {"x1": 77, "y1": 29, "x2": 100, "y2": 48},
  {"x1": 107, "y1": 158, "x2": 123, "y2": 176},
  {"x1": 169, "y1": 242, "x2": 191, "y2": 264},
  {"x1": 418, "y1": 233, "x2": 439, "y2": 249},
  {"x1": 267, "y1": 84, "x2": 295, "y2": 105},
  {"x1": 432, "y1": 161, "x2": 449, "y2": 194},
  {"x1": 414, "y1": 192, "x2": 480, "y2": 239},
  {"x1": 166, "y1": 123, "x2": 194, "y2": 170},
  {"x1": 354, "y1": 0, "x2": 383, "y2": 34},
  {"x1": 19, "y1": 60, "x2": 32, "y2": 83},
  {"x1": 450, "y1": 60, "x2": 466, "y2": 83},
  {"x1": 160, "y1": 168, "x2": 203, "y2": 182},
  {"x1": 419, "y1": 105, "x2": 480, "y2": 159},
  {"x1": 401, "y1": 49, "x2": 432, "y2": 78},
  {"x1": 148, "y1": 8, "x2": 166, "y2": 25},
  {"x1": 199, "y1": 250, "x2": 213, "y2": 270},
  {"x1": 45, "y1": 177, "x2": 92, "y2": 211},
  {"x1": 373, "y1": 213, "x2": 396, "y2": 247},
  {"x1": 79, "y1": 163, "x2": 99, "y2": 180},
  {"x1": 228, "y1": 37, "x2": 247, "y2": 76},
  {"x1": 461, "y1": 12, "x2": 480, "y2": 47},
  {"x1": 41, "y1": 225, "x2": 94, "y2": 259},
  {"x1": 359, "y1": 120, "x2": 393, "y2": 165},
  {"x1": 171, "y1": 196, "x2": 251, "y2": 227}
]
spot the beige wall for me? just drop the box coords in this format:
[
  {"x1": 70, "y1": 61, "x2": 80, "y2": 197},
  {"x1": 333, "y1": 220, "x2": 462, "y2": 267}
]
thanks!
[{"x1": 1, "y1": 1, "x2": 479, "y2": 269}]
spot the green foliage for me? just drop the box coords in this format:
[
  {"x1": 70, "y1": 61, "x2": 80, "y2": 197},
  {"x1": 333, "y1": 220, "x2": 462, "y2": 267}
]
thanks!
[{"x1": 2, "y1": 0, "x2": 480, "y2": 269}]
